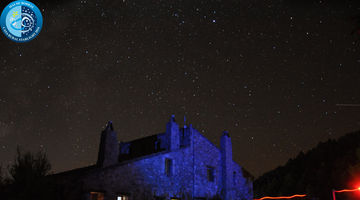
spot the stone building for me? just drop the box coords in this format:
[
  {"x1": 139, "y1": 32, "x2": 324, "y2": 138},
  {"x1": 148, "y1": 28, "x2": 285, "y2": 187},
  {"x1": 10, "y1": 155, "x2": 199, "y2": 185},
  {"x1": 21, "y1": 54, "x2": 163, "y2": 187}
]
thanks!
[{"x1": 53, "y1": 115, "x2": 253, "y2": 200}]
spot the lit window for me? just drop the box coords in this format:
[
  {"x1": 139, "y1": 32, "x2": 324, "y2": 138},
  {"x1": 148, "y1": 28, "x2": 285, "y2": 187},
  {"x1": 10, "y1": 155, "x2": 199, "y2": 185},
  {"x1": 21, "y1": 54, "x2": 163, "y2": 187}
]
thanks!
[
  {"x1": 165, "y1": 158, "x2": 173, "y2": 176},
  {"x1": 117, "y1": 195, "x2": 129, "y2": 200},
  {"x1": 90, "y1": 192, "x2": 104, "y2": 200},
  {"x1": 207, "y1": 166, "x2": 215, "y2": 182}
]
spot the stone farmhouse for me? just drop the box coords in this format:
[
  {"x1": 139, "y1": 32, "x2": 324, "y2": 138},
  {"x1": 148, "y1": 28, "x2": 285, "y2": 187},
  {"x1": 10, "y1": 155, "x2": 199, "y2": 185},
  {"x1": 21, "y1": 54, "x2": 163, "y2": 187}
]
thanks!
[{"x1": 53, "y1": 115, "x2": 253, "y2": 200}]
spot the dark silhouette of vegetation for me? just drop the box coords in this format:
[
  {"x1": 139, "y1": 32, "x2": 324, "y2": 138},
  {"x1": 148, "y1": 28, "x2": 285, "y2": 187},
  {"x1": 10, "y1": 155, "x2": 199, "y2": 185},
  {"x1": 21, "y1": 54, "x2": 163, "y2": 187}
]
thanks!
[
  {"x1": 254, "y1": 130, "x2": 360, "y2": 200},
  {"x1": 1, "y1": 147, "x2": 57, "y2": 200},
  {"x1": 9, "y1": 147, "x2": 51, "y2": 184}
]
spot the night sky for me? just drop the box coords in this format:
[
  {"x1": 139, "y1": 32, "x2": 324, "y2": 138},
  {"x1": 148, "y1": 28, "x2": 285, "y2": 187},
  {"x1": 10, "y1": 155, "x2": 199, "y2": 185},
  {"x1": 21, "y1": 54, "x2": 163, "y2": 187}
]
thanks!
[{"x1": 0, "y1": 0, "x2": 359, "y2": 178}]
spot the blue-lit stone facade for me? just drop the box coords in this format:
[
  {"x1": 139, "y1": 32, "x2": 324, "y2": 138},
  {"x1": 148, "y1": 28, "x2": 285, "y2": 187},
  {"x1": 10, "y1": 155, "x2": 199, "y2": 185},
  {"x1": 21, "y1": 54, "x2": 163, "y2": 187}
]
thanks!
[{"x1": 54, "y1": 116, "x2": 253, "y2": 200}]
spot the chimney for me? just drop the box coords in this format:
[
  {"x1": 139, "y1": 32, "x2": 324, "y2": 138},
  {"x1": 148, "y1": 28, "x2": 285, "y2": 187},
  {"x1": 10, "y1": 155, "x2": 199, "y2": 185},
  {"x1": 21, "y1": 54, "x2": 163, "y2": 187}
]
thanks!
[
  {"x1": 220, "y1": 131, "x2": 233, "y2": 200},
  {"x1": 166, "y1": 115, "x2": 180, "y2": 150},
  {"x1": 97, "y1": 121, "x2": 119, "y2": 167}
]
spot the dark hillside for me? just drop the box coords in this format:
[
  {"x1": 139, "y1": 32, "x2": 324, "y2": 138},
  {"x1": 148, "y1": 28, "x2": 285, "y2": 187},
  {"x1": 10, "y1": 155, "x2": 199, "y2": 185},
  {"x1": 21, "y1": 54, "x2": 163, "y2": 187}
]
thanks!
[{"x1": 254, "y1": 130, "x2": 360, "y2": 200}]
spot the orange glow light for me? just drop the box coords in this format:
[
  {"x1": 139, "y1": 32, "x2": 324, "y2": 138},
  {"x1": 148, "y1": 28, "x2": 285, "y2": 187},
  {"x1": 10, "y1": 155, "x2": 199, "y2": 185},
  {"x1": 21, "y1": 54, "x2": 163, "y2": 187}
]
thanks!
[
  {"x1": 334, "y1": 188, "x2": 360, "y2": 193},
  {"x1": 254, "y1": 194, "x2": 307, "y2": 200}
]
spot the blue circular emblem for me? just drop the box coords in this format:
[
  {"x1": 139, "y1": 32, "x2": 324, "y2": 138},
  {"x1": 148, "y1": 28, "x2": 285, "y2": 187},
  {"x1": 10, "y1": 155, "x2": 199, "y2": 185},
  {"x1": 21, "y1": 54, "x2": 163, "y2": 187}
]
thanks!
[{"x1": 0, "y1": 0, "x2": 43, "y2": 42}]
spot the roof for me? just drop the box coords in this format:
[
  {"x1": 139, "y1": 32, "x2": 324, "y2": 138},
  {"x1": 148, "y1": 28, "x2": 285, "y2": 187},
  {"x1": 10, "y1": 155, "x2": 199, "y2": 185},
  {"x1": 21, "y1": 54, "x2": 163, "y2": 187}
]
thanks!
[
  {"x1": 119, "y1": 133, "x2": 167, "y2": 162},
  {"x1": 50, "y1": 165, "x2": 97, "y2": 179}
]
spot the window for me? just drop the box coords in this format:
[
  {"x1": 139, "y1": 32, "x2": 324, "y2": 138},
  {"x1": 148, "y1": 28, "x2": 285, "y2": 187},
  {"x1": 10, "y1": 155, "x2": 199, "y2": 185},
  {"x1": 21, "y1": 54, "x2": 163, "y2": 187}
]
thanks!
[
  {"x1": 117, "y1": 195, "x2": 129, "y2": 200},
  {"x1": 207, "y1": 166, "x2": 215, "y2": 182},
  {"x1": 233, "y1": 171, "x2": 236, "y2": 185},
  {"x1": 90, "y1": 192, "x2": 104, "y2": 200},
  {"x1": 165, "y1": 158, "x2": 173, "y2": 176}
]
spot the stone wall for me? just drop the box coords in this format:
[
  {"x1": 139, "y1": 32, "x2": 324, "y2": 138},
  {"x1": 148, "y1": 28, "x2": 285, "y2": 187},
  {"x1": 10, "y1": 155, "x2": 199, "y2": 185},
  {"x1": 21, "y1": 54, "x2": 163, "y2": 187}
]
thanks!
[
  {"x1": 77, "y1": 148, "x2": 195, "y2": 200},
  {"x1": 192, "y1": 129, "x2": 221, "y2": 198},
  {"x1": 232, "y1": 162, "x2": 253, "y2": 200}
]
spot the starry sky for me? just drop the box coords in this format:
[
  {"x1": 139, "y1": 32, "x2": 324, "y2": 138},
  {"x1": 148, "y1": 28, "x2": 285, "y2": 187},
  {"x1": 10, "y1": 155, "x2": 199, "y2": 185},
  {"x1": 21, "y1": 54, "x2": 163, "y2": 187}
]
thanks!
[{"x1": 0, "y1": 0, "x2": 359, "y2": 178}]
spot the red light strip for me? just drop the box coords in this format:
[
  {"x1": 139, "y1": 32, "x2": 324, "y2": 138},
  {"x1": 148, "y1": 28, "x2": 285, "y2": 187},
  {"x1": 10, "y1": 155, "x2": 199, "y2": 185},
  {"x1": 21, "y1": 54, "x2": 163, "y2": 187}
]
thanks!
[{"x1": 254, "y1": 194, "x2": 307, "y2": 200}]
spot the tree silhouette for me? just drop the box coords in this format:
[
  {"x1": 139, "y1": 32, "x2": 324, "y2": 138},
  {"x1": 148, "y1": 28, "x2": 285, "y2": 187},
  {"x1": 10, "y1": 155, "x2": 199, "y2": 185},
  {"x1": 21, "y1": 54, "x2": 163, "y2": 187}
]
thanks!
[
  {"x1": 4, "y1": 147, "x2": 55, "y2": 200},
  {"x1": 9, "y1": 147, "x2": 51, "y2": 184}
]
